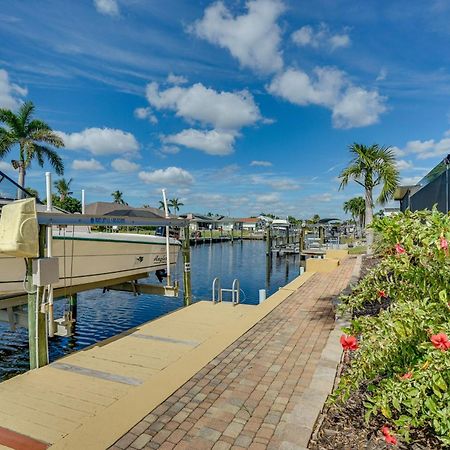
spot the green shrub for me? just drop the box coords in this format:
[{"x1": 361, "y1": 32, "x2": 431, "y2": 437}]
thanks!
[{"x1": 335, "y1": 208, "x2": 450, "y2": 445}]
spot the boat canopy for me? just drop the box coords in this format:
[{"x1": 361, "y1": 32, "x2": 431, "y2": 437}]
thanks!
[{"x1": 0, "y1": 170, "x2": 42, "y2": 205}]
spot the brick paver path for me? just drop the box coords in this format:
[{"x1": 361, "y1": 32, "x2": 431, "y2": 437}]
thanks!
[{"x1": 110, "y1": 257, "x2": 356, "y2": 450}]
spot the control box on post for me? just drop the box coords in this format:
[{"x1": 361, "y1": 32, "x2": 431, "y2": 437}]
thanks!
[{"x1": 32, "y1": 257, "x2": 59, "y2": 286}]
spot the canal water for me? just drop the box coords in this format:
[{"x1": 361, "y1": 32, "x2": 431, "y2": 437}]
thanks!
[{"x1": 0, "y1": 240, "x2": 301, "y2": 381}]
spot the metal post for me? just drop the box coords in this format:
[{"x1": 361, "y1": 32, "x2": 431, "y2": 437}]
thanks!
[
  {"x1": 446, "y1": 159, "x2": 449, "y2": 213},
  {"x1": 319, "y1": 226, "x2": 324, "y2": 246},
  {"x1": 81, "y1": 189, "x2": 86, "y2": 215},
  {"x1": 27, "y1": 225, "x2": 49, "y2": 369},
  {"x1": 182, "y1": 227, "x2": 192, "y2": 306},
  {"x1": 161, "y1": 189, "x2": 171, "y2": 286},
  {"x1": 266, "y1": 227, "x2": 272, "y2": 256},
  {"x1": 45, "y1": 172, "x2": 55, "y2": 338},
  {"x1": 69, "y1": 294, "x2": 78, "y2": 321}
]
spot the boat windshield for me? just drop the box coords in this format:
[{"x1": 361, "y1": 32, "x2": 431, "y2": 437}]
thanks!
[{"x1": 0, "y1": 169, "x2": 42, "y2": 203}]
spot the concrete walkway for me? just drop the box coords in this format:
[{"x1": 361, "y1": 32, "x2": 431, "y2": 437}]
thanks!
[{"x1": 110, "y1": 257, "x2": 356, "y2": 450}]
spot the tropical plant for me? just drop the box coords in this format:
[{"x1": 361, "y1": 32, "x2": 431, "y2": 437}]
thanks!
[
  {"x1": 0, "y1": 101, "x2": 64, "y2": 197},
  {"x1": 51, "y1": 194, "x2": 81, "y2": 213},
  {"x1": 25, "y1": 187, "x2": 39, "y2": 198},
  {"x1": 169, "y1": 197, "x2": 184, "y2": 214},
  {"x1": 111, "y1": 190, "x2": 126, "y2": 205},
  {"x1": 54, "y1": 177, "x2": 73, "y2": 201},
  {"x1": 158, "y1": 200, "x2": 171, "y2": 213},
  {"x1": 335, "y1": 208, "x2": 450, "y2": 446},
  {"x1": 339, "y1": 143, "x2": 399, "y2": 254},
  {"x1": 343, "y1": 196, "x2": 365, "y2": 237}
]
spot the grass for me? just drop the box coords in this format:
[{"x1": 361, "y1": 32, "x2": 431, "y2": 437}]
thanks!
[{"x1": 348, "y1": 245, "x2": 367, "y2": 255}]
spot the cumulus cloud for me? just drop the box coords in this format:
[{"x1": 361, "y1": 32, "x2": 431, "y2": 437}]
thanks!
[
  {"x1": 146, "y1": 82, "x2": 261, "y2": 130},
  {"x1": 138, "y1": 167, "x2": 194, "y2": 186},
  {"x1": 255, "y1": 193, "x2": 280, "y2": 203},
  {"x1": 72, "y1": 158, "x2": 104, "y2": 171},
  {"x1": 250, "y1": 160, "x2": 272, "y2": 167},
  {"x1": 57, "y1": 127, "x2": 139, "y2": 155},
  {"x1": 167, "y1": 73, "x2": 188, "y2": 85},
  {"x1": 192, "y1": 0, "x2": 284, "y2": 74},
  {"x1": 160, "y1": 145, "x2": 180, "y2": 155},
  {"x1": 163, "y1": 129, "x2": 237, "y2": 156},
  {"x1": 94, "y1": 0, "x2": 119, "y2": 16},
  {"x1": 395, "y1": 159, "x2": 413, "y2": 170},
  {"x1": 394, "y1": 132, "x2": 450, "y2": 160},
  {"x1": 0, "y1": 69, "x2": 27, "y2": 110},
  {"x1": 268, "y1": 67, "x2": 387, "y2": 129},
  {"x1": 251, "y1": 174, "x2": 300, "y2": 190},
  {"x1": 111, "y1": 158, "x2": 140, "y2": 173},
  {"x1": 292, "y1": 23, "x2": 350, "y2": 50},
  {"x1": 134, "y1": 107, "x2": 158, "y2": 124}
]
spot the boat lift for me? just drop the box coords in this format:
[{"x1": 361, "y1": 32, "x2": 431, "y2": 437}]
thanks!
[{"x1": 0, "y1": 199, "x2": 191, "y2": 369}]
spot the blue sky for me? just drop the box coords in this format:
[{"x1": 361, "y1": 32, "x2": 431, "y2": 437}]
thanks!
[{"x1": 1, "y1": 0, "x2": 450, "y2": 218}]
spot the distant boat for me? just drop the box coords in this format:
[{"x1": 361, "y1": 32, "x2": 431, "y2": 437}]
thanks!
[{"x1": 0, "y1": 171, "x2": 181, "y2": 296}]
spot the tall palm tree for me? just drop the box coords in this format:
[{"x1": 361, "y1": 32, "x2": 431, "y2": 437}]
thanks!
[
  {"x1": 54, "y1": 177, "x2": 73, "y2": 201},
  {"x1": 339, "y1": 143, "x2": 399, "y2": 253},
  {"x1": 111, "y1": 190, "x2": 126, "y2": 204},
  {"x1": 343, "y1": 196, "x2": 365, "y2": 237},
  {"x1": 158, "y1": 200, "x2": 171, "y2": 213},
  {"x1": 0, "y1": 101, "x2": 64, "y2": 197},
  {"x1": 169, "y1": 198, "x2": 184, "y2": 214}
]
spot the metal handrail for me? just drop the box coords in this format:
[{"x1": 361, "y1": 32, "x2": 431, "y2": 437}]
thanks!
[
  {"x1": 212, "y1": 278, "x2": 240, "y2": 305},
  {"x1": 212, "y1": 277, "x2": 221, "y2": 303}
]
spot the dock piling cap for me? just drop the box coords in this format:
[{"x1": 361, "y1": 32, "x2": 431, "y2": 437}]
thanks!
[{"x1": 0, "y1": 198, "x2": 39, "y2": 257}]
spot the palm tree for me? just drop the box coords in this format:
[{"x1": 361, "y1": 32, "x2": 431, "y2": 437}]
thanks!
[
  {"x1": 339, "y1": 143, "x2": 399, "y2": 253},
  {"x1": 111, "y1": 190, "x2": 126, "y2": 204},
  {"x1": 169, "y1": 198, "x2": 184, "y2": 214},
  {"x1": 54, "y1": 177, "x2": 73, "y2": 201},
  {"x1": 0, "y1": 101, "x2": 64, "y2": 197},
  {"x1": 343, "y1": 196, "x2": 365, "y2": 237},
  {"x1": 158, "y1": 200, "x2": 171, "y2": 213}
]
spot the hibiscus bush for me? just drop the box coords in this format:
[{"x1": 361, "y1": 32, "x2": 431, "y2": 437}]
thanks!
[{"x1": 335, "y1": 207, "x2": 450, "y2": 446}]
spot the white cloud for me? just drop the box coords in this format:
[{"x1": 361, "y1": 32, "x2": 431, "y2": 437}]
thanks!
[
  {"x1": 146, "y1": 82, "x2": 261, "y2": 130},
  {"x1": 0, "y1": 161, "x2": 11, "y2": 172},
  {"x1": 376, "y1": 68, "x2": 387, "y2": 82},
  {"x1": 255, "y1": 193, "x2": 280, "y2": 203},
  {"x1": 394, "y1": 132, "x2": 450, "y2": 160},
  {"x1": 250, "y1": 174, "x2": 300, "y2": 190},
  {"x1": 111, "y1": 158, "x2": 140, "y2": 173},
  {"x1": 395, "y1": 159, "x2": 413, "y2": 170},
  {"x1": 250, "y1": 160, "x2": 272, "y2": 167},
  {"x1": 163, "y1": 129, "x2": 237, "y2": 156},
  {"x1": 93, "y1": 0, "x2": 119, "y2": 16},
  {"x1": 0, "y1": 69, "x2": 27, "y2": 110},
  {"x1": 268, "y1": 67, "x2": 387, "y2": 129},
  {"x1": 161, "y1": 145, "x2": 180, "y2": 155},
  {"x1": 134, "y1": 107, "x2": 158, "y2": 124},
  {"x1": 138, "y1": 167, "x2": 194, "y2": 186},
  {"x1": 167, "y1": 73, "x2": 188, "y2": 85},
  {"x1": 192, "y1": 0, "x2": 284, "y2": 74},
  {"x1": 292, "y1": 23, "x2": 350, "y2": 50},
  {"x1": 57, "y1": 127, "x2": 139, "y2": 156},
  {"x1": 400, "y1": 176, "x2": 422, "y2": 186},
  {"x1": 72, "y1": 158, "x2": 104, "y2": 171}
]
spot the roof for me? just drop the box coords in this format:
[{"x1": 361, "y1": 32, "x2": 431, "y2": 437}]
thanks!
[
  {"x1": 393, "y1": 185, "x2": 420, "y2": 201},
  {"x1": 236, "y1": 217, "x2": 260, "y2": 223},
  {"x1": 85, "y1": 202, "x2": 171, "y2": 219}
]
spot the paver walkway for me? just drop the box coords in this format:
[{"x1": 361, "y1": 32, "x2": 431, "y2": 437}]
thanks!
[{"x1": 110, "y1": 256, "x2": 356, "y2": 450}]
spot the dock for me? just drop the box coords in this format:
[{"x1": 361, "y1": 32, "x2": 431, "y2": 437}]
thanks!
[{"x1": 0, "y1": 257, "x2": 357, "y2": 450}]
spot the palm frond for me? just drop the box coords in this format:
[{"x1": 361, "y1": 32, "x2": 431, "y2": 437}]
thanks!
[
  {"x1": 26, "y1": 119, "x2": 51, "y2": 133},
  {"x1": 29, "y1": 129, "x2": 64, "y2": 147},
  {"x1": 18, "y1": 101, "x2": 35, "y2": 127},
  {"x1": 34, "y1": 145, "x2": 64, "y2": 175},
  {"x1": 0, "y1": 109, "x2": 22, "y2": 134}
]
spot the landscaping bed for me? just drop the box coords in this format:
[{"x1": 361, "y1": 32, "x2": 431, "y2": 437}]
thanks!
[{"x1": 310, "y1": 209, "x2": 450, "y2": 449}]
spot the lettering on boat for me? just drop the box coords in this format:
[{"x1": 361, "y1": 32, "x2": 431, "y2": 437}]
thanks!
[{"x1": 153, "y1": 255, "x2": 167, "y2": 264}]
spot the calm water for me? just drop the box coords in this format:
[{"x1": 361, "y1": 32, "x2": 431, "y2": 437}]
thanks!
[{"x1": 0, "y1": 241, "x2": 300, "y2": 381}]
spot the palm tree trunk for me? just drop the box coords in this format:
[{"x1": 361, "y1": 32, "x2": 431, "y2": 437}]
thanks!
[
  {"x1": 365, "y1": 188, "x2": 374, "y2": 254},
  {"x1": 17, "y1": 165, "x2": 26, "y2": 199}
]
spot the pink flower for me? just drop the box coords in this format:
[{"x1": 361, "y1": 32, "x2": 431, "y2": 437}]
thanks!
[
  {"x1": 401, "y1": 372, "x2": 412, "y2": 379},
  {"x1": 340, "y1": 335, "x2": 358, "y2": 351},
  {"x1": 395, "y1": 243, "x2": 406, "y2": 254},
  {"x1": 440, "y1": 236, "x2": 448, "y2": 250},
  {"x1": 378, "y1": 290, "x2": 387, "y2": 298},
  {"x1": 381, "y1": 426, "x2": 397, "y2": 445},
  {"x1": 431, "y1": 333, "x2": 450, "y2": 351}
]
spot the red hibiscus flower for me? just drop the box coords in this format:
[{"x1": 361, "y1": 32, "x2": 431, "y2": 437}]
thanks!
[
  {"x1": 395, "y1": 243, "x2": 406, "y2": 254},
  {"x1": 378, "y1": 290, "x2": 387, "y2": 298},
  {"x1": 340, "y1": 335, "x2": 358, "y2": 351},
  {"x1": 431, "y1": 333, "x2": 450, "y2": 351},
  {"x1": 401, "y1": 372, "x2": 412, "y2": 379},
  {"x1": 381, "y1": 426, "x2": 397, "y2": 445},
  {"x1": 440, "y1": 236, "x2": 448, "y2": 250}
]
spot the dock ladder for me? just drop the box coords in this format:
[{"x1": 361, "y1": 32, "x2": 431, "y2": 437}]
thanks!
[{"x1": 212, "y1": 277, "x2": 240, "y2": 305}]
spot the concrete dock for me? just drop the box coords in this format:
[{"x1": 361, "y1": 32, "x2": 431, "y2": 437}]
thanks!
[{"x1": 0, "y1": 256, "x2": 356, "y2": 450}]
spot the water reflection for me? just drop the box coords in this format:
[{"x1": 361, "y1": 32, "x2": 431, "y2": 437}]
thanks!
[{"x1": 0, "y1": 241, "x2": 300, "y2": 381}]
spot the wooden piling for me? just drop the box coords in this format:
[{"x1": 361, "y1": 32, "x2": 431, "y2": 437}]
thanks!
[
  {"x1": 69, "y1": 294, "x2": 78, "y2": 321},
  {"x1": 182, "y1": 227, "x2": 192, "y2": 306},
  {"x1": 319, "y1": 226, "x2": 324, "y2": 245},
  {"x1": 266, "y1": 227, "x2": 272, "y2": 256},
  {"x1": 27, "y1": 225, "x2": 49, "y2": 369}
]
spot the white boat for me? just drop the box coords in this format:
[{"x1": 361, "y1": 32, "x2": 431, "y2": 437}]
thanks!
[{"x1": 0, "y1": 171, "x2": 181, "y2": 296}]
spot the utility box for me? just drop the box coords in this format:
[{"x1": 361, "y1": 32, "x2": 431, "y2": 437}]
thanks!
[
  {"x1": 0, "y1": 198, "x2": 39, "y2": 257},
  {"x1": 32, "y1": 257, "x2": 59, "y2": 286}
]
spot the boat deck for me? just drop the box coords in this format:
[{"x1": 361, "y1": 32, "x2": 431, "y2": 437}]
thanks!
[{"x1": 0, "y1": 273, "x2": 314, "y2": 450}]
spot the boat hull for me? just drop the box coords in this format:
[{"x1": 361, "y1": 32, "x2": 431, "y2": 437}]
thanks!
[{"x1": 0, "y1": 232, "x2": 181, "y2": 295}]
